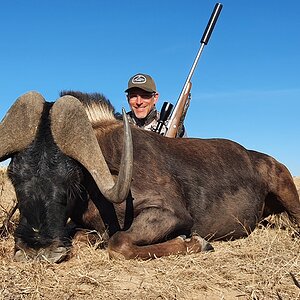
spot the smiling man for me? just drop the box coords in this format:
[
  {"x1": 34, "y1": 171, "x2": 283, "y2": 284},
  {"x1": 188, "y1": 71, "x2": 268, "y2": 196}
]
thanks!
[
  {"x1": 125, "y1": 73, "x2": 160, "y2": 131},
  {"x1": 125, "y1": 73, "x2": 186, "y2": 137}
]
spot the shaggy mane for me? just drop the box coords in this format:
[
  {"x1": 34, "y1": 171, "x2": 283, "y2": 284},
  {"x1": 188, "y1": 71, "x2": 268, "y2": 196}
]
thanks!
[{"x1": 60, "y1": 90, "x2": 118, "y2": 127}]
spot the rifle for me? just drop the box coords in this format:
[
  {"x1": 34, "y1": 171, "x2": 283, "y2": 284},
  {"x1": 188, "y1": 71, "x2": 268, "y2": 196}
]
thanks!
[{"x1": 153, "y1": 3, "x2": 223, "y2": 138}]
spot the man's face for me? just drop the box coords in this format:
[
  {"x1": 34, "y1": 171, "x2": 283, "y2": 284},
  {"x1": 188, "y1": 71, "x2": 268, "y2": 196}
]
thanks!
[{"x1": 127, "y1": 88, "x2": 159, "y2": 119}]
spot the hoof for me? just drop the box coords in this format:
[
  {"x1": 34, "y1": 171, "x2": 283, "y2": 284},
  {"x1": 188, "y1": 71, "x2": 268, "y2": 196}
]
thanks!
[{"x1": 182, "y1": 235, "x2": 214, "y2": 253}]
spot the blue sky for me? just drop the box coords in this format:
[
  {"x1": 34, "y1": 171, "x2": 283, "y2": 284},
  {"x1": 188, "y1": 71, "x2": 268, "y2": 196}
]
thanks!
[{"x1": 0, "y1": 1, "x2": 299, "y2": 175}]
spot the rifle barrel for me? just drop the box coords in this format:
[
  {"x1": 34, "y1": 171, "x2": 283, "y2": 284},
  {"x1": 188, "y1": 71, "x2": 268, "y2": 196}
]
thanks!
[
  {"x1": 173, "y1": 3, "x2": 223, "y2": 118},
  {"x1": 165, "y1": 3, "x2": 223, "y2": 137}
]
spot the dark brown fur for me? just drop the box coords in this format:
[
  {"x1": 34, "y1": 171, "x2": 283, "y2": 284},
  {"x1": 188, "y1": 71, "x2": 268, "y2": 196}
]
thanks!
[{"x1": 71, "y1": 116, "x2": 300, "y2": 259}]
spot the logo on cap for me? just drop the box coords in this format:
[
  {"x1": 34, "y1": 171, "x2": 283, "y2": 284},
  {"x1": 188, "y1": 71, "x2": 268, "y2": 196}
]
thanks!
[{"x1": 132, "y1": 74, "x2": 147, "y2": 84}]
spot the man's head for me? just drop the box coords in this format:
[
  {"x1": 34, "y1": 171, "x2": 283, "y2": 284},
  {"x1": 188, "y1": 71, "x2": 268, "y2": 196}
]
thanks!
[{"x1": 125, "y1": 73, "x2": 159, "y2": 119}]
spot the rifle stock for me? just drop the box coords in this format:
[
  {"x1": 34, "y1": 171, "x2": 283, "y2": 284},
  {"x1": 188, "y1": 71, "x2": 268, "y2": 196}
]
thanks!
[{"x1": 165, "y1": 82, "x2": 192, "y2": 138}]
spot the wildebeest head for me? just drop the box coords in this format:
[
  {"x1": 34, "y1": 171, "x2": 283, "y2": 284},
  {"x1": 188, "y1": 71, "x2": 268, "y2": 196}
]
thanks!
[{"x1": 0, "y1": 91, "x2": 133, "y2": 262}]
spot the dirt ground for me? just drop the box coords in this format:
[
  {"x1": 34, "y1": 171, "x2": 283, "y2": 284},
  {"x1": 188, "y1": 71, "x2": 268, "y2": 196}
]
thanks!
[{"x1": 0, "y1": 168, "x2": 299, "y2": 300}]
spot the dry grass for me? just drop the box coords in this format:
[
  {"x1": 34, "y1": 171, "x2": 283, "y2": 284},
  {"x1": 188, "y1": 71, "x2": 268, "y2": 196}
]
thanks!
[{"x1": 1, "y1": 168, "x2": 300, "y2": 300}]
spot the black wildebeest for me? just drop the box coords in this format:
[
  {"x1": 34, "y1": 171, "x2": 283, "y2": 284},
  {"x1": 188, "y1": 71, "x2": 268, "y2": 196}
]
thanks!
[{"x1": 0, "y1": 91, "x2": 299, "y2": 262}]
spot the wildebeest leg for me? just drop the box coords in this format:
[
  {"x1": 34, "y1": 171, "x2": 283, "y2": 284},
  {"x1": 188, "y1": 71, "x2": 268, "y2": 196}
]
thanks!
[
  {"x1": 266, "y1": 162, "x2": 300, "y2": 226},
  {"x1": 108, "y1": 207, "x2": 213, "y2": 259}
]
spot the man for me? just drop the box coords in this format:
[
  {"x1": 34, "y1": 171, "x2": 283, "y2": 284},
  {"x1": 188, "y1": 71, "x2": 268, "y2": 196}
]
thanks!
[
  {"x1": 125, "y1": 73, "x2": 185, "y2": 136},
  {"x1": 125, "y1": 73, "x2": 160, "y2": 132}
]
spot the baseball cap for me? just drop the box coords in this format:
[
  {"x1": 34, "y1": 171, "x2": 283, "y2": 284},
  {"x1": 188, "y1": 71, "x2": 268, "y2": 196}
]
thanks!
[{"x1": 125, "y1": 73, "x2": 157, "y2": 93}]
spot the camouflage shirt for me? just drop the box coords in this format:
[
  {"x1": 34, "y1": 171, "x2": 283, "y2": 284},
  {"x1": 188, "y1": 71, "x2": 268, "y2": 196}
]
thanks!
[{"x1": 126, "y1": 106, "x2": 186, "y2": 137}]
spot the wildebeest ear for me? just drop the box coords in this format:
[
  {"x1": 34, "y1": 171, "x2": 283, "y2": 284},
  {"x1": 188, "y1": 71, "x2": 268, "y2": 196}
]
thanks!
[
  {"x1": 0, "y1": 91, "x2": 45, "y2": 161},
  {"x1": 50, "y1": 95, "x2": 133, "y2": 204}
]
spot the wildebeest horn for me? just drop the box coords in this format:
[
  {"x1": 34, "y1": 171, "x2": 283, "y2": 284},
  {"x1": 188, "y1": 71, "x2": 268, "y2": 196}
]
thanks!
[
  {"x1": 50, "y1": 95, "x2": 133, "y2": 204},
  {"x1": 0, "y1": 91, "x2": 45, "y2": 161}
]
